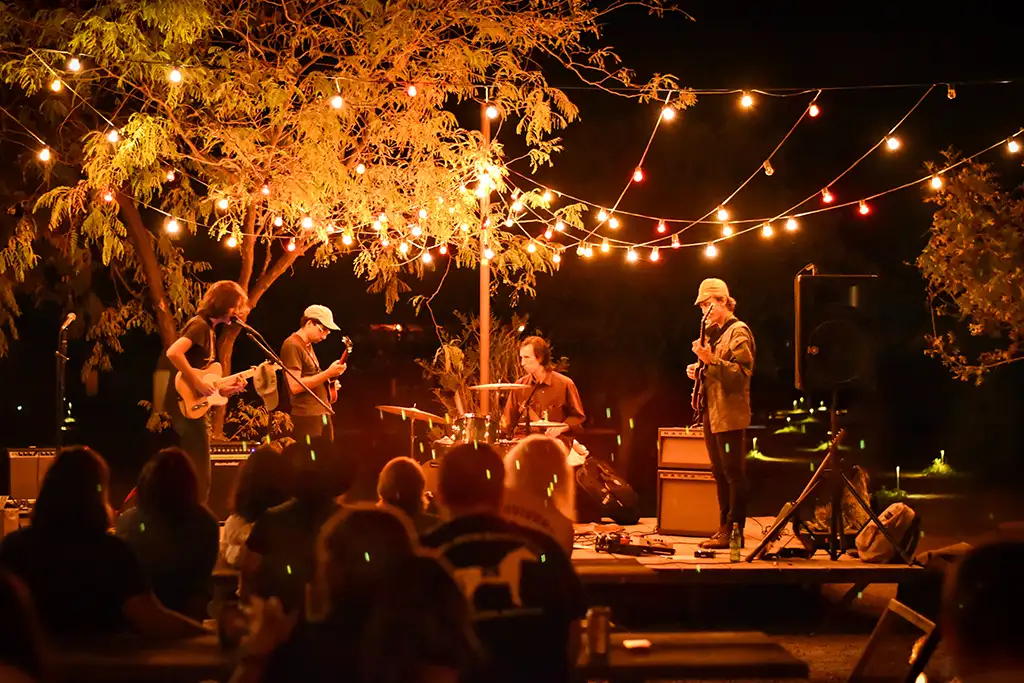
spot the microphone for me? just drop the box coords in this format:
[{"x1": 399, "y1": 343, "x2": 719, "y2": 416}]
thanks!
[
  {"x1": 231, "y1": 316, "x2": 256, "y2": 331},
  {"x1": 60, "y1": 313, "x2": 76, "y2": 331}
]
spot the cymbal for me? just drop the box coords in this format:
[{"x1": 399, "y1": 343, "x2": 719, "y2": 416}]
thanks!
[
  {"x1": 470, "y1": 383, "x2": 527, "y2": 391},
  {"x1": 529, "y1": 419, "x2": 568, "y2": 428},
  {"x1": 375, "y1": 405, "x2": 446, "y2": 423}
]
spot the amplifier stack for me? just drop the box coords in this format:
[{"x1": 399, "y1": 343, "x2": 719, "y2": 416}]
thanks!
[{"x1": 656, "y1": 428, "x2": 718, "y2": 537}]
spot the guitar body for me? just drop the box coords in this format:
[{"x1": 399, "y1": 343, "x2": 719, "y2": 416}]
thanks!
[
  {"x1": 327, "y1": 336, "x2": 353, "y2": 404},
  {"x1": 175, "y1": 362, "x2": 230, "y2": 419},
  {"x1": 690, "y1": 304, "x2": 714, "y2": 425}
]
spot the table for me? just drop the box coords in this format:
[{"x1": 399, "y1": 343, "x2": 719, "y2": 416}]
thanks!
[
  {"x1": 54, "y1": 634, "x2": 234, "y2": 682},
  {"x1": 576, "y1": 631, "x2": 809, "y2": 681}
]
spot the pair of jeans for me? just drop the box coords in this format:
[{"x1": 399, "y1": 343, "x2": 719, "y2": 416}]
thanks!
[
  {"x1": 169, "y1": 407, "x2": 211, "y2": 504},
  {"x1": 702, "y1": 412, "x2": 747, "y2": 528},
  {"x1": 291, "y1": 414, "x2": 334, "y2": 446}
]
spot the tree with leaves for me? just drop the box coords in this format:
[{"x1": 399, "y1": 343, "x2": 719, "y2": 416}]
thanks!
[
  {"x1": 919, "y1": 154, "x2": 1024, "y2": 383},
  {"x1": 0, "y1": 0, "x2": 685, "y2": 433}
]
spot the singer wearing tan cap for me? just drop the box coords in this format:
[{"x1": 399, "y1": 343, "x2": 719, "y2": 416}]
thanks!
[
  {"x1": 280, "y1": 305, "x2": 347, "y2": 445},
  {"x1": 686, "y1": 278, "x2": 756, "y2": 549}
]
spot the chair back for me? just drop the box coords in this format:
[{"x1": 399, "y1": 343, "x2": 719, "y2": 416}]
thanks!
[{"x1": 847, "y1": 598, "x2": 939, "y2": 683}]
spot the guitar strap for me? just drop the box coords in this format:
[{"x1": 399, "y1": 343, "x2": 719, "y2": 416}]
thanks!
[{"x1": 710, "y1": 318, "x2": 739, "y2": 352}]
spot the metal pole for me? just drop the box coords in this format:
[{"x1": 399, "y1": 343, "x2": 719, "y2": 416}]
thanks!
[{"x1": 479, "y1": 101, "x2": 491, "y2": 416}]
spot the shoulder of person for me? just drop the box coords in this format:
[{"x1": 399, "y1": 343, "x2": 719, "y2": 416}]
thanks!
[
  {"x1": 552, "y1": 370, "x2": 577, "y2": 386},
  {"x1": 182, "y1": 315, "x2": 211, "y2": 333}
]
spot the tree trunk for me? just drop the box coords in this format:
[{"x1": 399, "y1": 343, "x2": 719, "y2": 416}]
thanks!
[{"x1": 116, "y1": 195, "x2": 176, "y2": 348}]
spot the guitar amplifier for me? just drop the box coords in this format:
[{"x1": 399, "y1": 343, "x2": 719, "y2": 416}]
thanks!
[
  {"x1": 7, "y1": 448, "x2": 58, "y2": 500},
  {"x1": 656, "y1": 469, "x2": 719, "y2": 537},
  {"x1": 657, "y1": 427, "x2": 710, "y2": 470},
  {"x1": 208, "y1": 441, "x2": 255, "y2": 521}
]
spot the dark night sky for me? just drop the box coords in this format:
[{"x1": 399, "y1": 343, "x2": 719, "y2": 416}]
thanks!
[{"x1": 2, "y1": 2, "x2": 1023, "y2": 494}]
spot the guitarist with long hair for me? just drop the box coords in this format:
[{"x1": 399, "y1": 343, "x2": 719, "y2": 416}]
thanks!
[
  {"x1": 686, "y1": 278, "x2": 756, "y2": 549},
  {"x1": 165, "y1": 280, "x2": 250, "y2": 503}
]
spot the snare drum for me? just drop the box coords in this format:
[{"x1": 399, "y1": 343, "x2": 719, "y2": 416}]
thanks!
[{"x1": 451, "y1": 414, "x2": 497, "y2": 444}]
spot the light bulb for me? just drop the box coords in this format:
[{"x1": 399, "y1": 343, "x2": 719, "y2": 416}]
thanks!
[
  {"x1": 355, "y1": 163, "x2": 366, "y2": 174},
  {"x1": 511, "y1": 201, "x2": 522, "y2": 212},
  {"x1": 722, "y1": 224, "x2": 733, "y2": 237},
  {"x1": 331, "y1": 95, "x2": 344, "y2": 109},
  {"x1": 542, "y1": 190, "x2": 553, "y2": 203},
  {"x1": 418, "y1": 208, "x2": 428, "y2": 219},
  {"x1": 597, "y1": 209, "x2": 608, "y2": 222},
  {"x1": 439, "y1": 244, "x2": 448, "y2": 255},
  {"x1": 379, "y1": 213, "x2": 388, "y2": 223},
  {"x1": 705, "y1": 243, "x2": 718, "y2": 258},
  {"x1": 261, "y1": 184, "x2": 270, "y2": 195},
  {"x1": 342, "y1": 233, "x2": 354, "y2": 246},
  {"x1": 166, "y1": 219, "x2": 179, "y2": 234},
  {"x1": 460, "y1": 223, "x2": 469, "y2": 232},
  {"x1": 930, "y1": 176, "x2": 943, "y2": 189},
  {"x1": 326, "y1": 225, "x2": 337, "y2": 234},
  {"x1": 217, "y1": 198, "x2": 229, "y2": 210},
  {"x1": 411, "y1": 225, "x2": 422, "y2": 237},
  {"x1": 380, "y1": 235, "x2": 390, "y2": 247},
  {"x1": 584, "y1": 244, "x2": 593, "y2": 258},
  {"x1": 421, "y1": 251, "x2": 432, "y2": 263},
  {"x1": 50, "y1": 78, "x2": 63, "y2": 93},
  {"x1": 399, "y1": 241, "x2": 410, "y2": 254},
  {"x1": 483, "y1": 246, "x2": 494, "y2": 259},
  {"x1": 301, "y1": 216, "x2": 313, "y2": 229},
  {"x1": 485, "y1": 104, "x2": 498, "y2": 119},
  {"x1": 544, "y1": 228, "x2": 554, "y2": 239},
  {"x1": 274, "y1": 216, "x2": 283, "y2": 227},
  {"x1": 785, "y1": 217, "x2": 798, "y2": 231},
  {"x1": 761, "y1": 223, "x2": 774, "y2": 238},
  {"x1": 886, "y1": 136, "x2": 901, "y2": 151},
  {"x1": 763, "y1": 160, "x2": 774, "y2": 176},
  {"x1": 407, "y1": 84, "x2": 417, "y2": 97},
  {"x1": 600, "y1": 239, "x2": 610, "y2": 253},
  {"x1": 821, "y1": 188, "x2": 834, "y2": 204},
  {"x1": 858, "y1": 200, "x2": 870, "y2": 215},
  {"x1": 661, "y1": 106, "x2": 676, "y2": 121},
  {"x1": 946, "y1": 85, "x2": 956, "y2": 100},
  {"x1": 740, "y1": 92, "x2": 754, "y2": 108},
  {"x1": 38, "y1": 147, "x2": 51, "y2": 162},
  {"x1": 632, "y1": 167, "x2": 644, "y2": 183},
  {"x1": 608, "y1": 216, "x2": 620, "y2": 229},
  {"x1": 67, "y1": 57, "x2": 81, "y2": 72},
  {"x1": 576, "y1": 244, "x2": 584, "y2": 256},
  {"x1": 373, "y1": 221, "x2": 382, "y2": 231},
  {"x1": 103, "y1": 191, "x2": 114, "y2": 203},
  {"x1": 649, "y1": 247, "x2": 659, "y2": 262},
  {"x1": 287, "y1": 239, "x2": 296, "y2": 252},
  {"x1": 626, "y1": 249, "x2": 638, "y2": 263},
  {"x1": 1009, "y1": 138, "x2": 1021, "y2": 154},
  {"x1": 504, "y1": 218, "x2": 514, "y2": 227},
  {"x1": 656, "y1": 221, "x2": 667, "y2": 234},
  {"x1": 166, "y1": 170, "x2": 176, "y2": 182},
  {"x1": 554, "y1": 220, "x2": 565, "y2": 232},
  {"x1": 553, "y1": 253, "x2": 561, "y2": 263},
  {"x1": 106, "y1": 130, "x2": 119, "y2": 143},
  {"x1": 226, "y1": 235, "x2": 238, "y2": 248},
  {"x1": 808, "y1": 103, "x2": 820, "y2": 117},
  {"x1": 527, "y1": 242, "x2": 537, "y2": 253},
  {"x1": 169, "y1": 68, "x2": 182, "y2": 83},
  {"x1": 716, "y1": 206, "x2": 729, "y2": 221},
  {"x1": 671, "y1": 234, "x2": 680, "y2": 249}
]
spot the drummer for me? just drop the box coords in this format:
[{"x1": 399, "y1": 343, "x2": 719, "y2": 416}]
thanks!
[{"x1": 500, "y1": 336, "x2": 586, "y2": 451}]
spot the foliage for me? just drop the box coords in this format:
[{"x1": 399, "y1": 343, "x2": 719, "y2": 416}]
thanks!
[
  {"x1": 137, "y1": 399, "x2": 171, "y2": 433},
  {"x1": 922, "y1": 457, "x2": 955, "y2": 476},
  {"x1": 223, "y1": 399, "x2": 292, "y2": 442},
  {"x1": 919, "y1": 154, "x2": 1024, "y2": 383},
  {"x1": 875, "y1": 486, "x2": 908, "y2": 509},
  {"x1": 417, "y1": 312, "x2": 536, "y2": 422}
]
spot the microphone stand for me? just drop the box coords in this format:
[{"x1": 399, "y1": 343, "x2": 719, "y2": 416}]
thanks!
[
  {"x1": 519, "y1": 382, "x2": 542, "y2": 436},
  {"x1": 55, "y1": 321, "x2": 70, "y2": 452},
  {"x1": 232, "y1": 319, "x2": 335, "y2": 417}
]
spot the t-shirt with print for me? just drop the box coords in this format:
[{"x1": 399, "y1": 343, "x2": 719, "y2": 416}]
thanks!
[
  {"x1": 501, "y1": 488, "x2": 575, "y2": 557},
  {"x1": 279, "y1": 333, "x2": 328, "y2": 417},
  {"x1": 421, "y1": 513, "x2": 587, "y2": 683}
]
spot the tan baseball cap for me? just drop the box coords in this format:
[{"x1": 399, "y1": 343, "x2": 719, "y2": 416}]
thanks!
[
  {"x1": 694, "y1": 278, "x2": 730, "y2": 305},
  {"x1": 303, "y1": 304, "x2": 340, "y2": 330}
]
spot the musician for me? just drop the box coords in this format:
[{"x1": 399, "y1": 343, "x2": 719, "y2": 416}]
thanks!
[
  {"x1": 165, "y1": 280, "x2": 250, "y2": 503},
  {"x1": 501, "y1": 336, "x2": 585, "y2": 451},
  {"x1": 686, "y1": 278, "x2": 756, "y2": 550},
  {"x1": 279, "y1": 305, "x2": 347, "y2": 445}
]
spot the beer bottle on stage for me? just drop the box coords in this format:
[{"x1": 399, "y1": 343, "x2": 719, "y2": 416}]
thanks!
[{"x1": 729, "y1": 523, "x2": 742, "y2": 563}]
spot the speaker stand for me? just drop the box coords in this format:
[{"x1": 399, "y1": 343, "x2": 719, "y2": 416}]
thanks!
[{"x1": 746, "y1": 392, "x2": 914, "y2": 565}]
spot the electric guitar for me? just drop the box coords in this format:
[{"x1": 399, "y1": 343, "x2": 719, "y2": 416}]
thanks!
[
  {"x1": 327, "y1": 336, "x2": 353, "y2": 404},
  {"x1": 175, "y1": 361, "x2": 280, "y2": 419},
  {"x1": 690, "y1": 303, "x2": 714, "y2": 423}
]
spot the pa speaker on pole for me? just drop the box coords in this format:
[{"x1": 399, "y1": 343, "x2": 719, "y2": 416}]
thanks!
[{"x1": 794, "y1": 272, "x2": 879, "y2": 392}]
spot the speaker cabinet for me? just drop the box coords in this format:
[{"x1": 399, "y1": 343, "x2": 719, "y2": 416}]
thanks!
[
  {"x1": 656, "y1": 469, "x2": 719, "y2": 537},
  {"x1": 7, "y1": 448, "x2": 57, "y2": 500},
  {"x1": 795, "y1": 273, "x2": 879, "y2": 392},
  {"x1": 208, "y1": 442, "x2": 254, "y2": 521},
  {"x1": 657, "y1": 427, "x2": 709, "y2": 470}
]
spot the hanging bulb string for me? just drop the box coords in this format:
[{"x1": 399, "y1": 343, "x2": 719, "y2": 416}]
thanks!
[{"x1": 0, "y1": 103, "x2": 51, "y2": 149}]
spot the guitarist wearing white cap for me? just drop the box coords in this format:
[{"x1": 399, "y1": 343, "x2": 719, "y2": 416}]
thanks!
[
  {"x1": 279, "y1": 305, "x2": 347, "y2": 445},
  {"x1": 686, "y1": 278, "x2": 756, "y2": 550}
]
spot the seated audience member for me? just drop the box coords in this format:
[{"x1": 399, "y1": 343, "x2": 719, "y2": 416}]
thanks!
[
  {"x1": 116, "y1": 447, "x2": 220, "y2": 618},
  {"x1": 421, "y1": 443, "x2": 587, "y2": 683},
  {"x1": 377, "y1": 457, "x2": 442, "y2": 535},
  {"x1": 0, "y1": 570, "x2": 50, "y2": 683},
  {"x1": 240, "y1": 438, "x2": 351, "y2": 611},
  {"x1": 232, "y1": 505, "x2": 465, "y2": 683},
  {"x1": 502, "y1": 435, "x2": 576, "y2": 555},
  {"x1": 0, "y1": 446, "x2": 206, "y2": 638},
  {"x1": 943, "y1": 541, "x2": 1024, "y2": 683},
  {"x1": 222, "y1": 445, "x2": 294, "y2": 567}
]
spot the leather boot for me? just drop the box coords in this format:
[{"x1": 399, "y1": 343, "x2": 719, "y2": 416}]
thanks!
[{"x1": 699, "y1": 525, "x2": 728, "y2": 549}]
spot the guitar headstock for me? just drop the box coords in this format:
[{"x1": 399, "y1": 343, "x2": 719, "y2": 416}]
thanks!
[{"x1": 341, "y1": 335, "x2": 353, "y2": 353}]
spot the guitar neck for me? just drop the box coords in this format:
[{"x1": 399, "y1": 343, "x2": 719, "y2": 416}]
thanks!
[{"x1": 213, "y1": 367, "x2": 258, "y2": 387}]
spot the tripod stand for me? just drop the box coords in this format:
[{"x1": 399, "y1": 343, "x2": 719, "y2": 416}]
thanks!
[{"x1": 746, "y1": 392, "x2": 913, "y2": 565}]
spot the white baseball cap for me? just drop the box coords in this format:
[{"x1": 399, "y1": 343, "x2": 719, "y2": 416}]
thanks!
[{"x1": 303, "y1": 304, "x2": 340, "y2": 330}]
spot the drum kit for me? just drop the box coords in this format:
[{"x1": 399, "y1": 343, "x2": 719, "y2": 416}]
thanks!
[{"x1": 375, "y1": 382, "x2": 568, "y2": 459}]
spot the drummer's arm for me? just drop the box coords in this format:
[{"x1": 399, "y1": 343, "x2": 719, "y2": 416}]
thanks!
[{"x1": 501, "y1": 393, "x2": 519, "y2": 432}]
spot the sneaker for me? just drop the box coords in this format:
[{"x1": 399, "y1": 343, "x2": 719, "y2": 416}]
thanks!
[{"x1": 699, "y1": 529, "x2": 728, "y2": 549}]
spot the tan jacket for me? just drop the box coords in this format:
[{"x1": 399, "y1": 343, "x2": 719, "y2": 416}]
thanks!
[{"x1": 703, "y1": 317, "x2": 755, "y2": 434}]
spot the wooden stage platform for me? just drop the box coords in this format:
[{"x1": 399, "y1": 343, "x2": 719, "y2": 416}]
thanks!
[{"x1": 570, "y1": 517, "x2": 924, "y2": 588}]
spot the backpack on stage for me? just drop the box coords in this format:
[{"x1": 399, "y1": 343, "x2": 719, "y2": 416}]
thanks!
[
  {"x1": 855, "y1": 502, "x2": 920, "y2": 564},
  {"x1": 575, "y1": 458, "x2": 640, "y2": 525}
]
